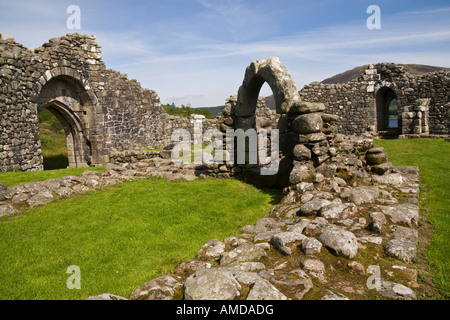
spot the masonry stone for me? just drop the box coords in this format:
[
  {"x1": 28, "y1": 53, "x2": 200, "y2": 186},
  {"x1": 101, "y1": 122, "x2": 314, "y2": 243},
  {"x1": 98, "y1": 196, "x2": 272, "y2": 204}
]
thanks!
[{"x1": 299, "y1": 63, "x2": 449, "y2": 136}]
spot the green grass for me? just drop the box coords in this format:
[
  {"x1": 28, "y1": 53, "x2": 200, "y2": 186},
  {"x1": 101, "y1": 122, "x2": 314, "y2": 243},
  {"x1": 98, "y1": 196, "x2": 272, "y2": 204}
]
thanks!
[
  {"x1": 38, "y1": 108, "x2": 69, "y2": 170},
  {"x1": 0, "y1": 178, "x2": 280, "y2": 300},
  {"x1": 162, "y1": 103, "x2": 216, "y2": 119},
  {"x1": 0, "y1": 167, "x2": 105, "y2": 187},
  {"x1": 374, "y1": 138, "x2": 450, "y2": 298}
]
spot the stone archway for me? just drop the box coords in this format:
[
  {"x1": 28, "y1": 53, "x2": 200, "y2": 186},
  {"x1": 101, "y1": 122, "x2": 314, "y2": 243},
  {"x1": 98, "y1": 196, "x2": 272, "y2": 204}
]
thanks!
[
  {"x1": 233, "y1": 57, "x2": 306, "y2": 187},
  {"x1": 235, "y1": 57, "x2": 302, "y2": 117},
  {"x1": 32, "y1": 69, "x2": 98, "y2": 168},
  {"x1": 39, "y1": 100, "x2": 90, "y2": 168},
  {"x1": 375, "y1": 86, "x2": 399, "y2": 133}
]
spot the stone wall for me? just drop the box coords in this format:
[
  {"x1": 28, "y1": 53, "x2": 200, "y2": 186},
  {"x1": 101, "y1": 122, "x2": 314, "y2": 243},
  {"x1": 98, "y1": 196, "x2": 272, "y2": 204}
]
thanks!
[
  {"x1": 299, "y1": 63, "x2": 449, "y2": 136},
  {"x1": 0, "y1": 33, "x2": 171, "y2": 172}
]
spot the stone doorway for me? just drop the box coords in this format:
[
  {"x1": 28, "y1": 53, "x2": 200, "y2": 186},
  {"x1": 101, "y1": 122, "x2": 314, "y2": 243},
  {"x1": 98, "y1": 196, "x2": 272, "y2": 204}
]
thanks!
[
  {"x1": 38, "y1": 101, "x2": 91, "y2": 169},
  {"x1": 376, "y1": 87, "x2": 399, "y2": 135},
  {"x1": 36, "y1": 75, "x2": 94, "y2": 169}
]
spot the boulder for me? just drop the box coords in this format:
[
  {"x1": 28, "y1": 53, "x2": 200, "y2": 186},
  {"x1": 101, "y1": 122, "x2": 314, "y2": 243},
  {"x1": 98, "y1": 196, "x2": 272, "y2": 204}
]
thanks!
[
  {"x1": 319, "y1": 227, "x2": 358, "y2": 259},
  {"x1": 271, "y1": 269, "x2": 313, "y2": 300},
  {"x1": 292, "y1": 144, "x2": 312, "y2": 161},
  {"x1": 221, "y1": 262, "x2": 266, "y2": 274},
  {"x1": 130, "y1": 276, "x2": 182, "y2": 300},
  {"x1": 289, "y1": 164, "x2": 310, "y2": 185},
  {"x1": 340, "y1": 186, "x2": 379, "y2": 205},
  {"x1": 296, "y1": 182, "x2": 314, "y2": 193},
  {"x1": 368, "y1": 211, "x2": 386, "y2": 234},
  {"x1": 196, "y1": 239, "x2": 225, "y2": 262},
  {"x1": 26, "y1": 191, "x2": 54, "y2": 208},
  {"x1": 234, "y1": 272, "x2": 262, "y2": 285},
  {"x1": 287, "y1": 219, "x2": 311, "y2": 234},
  {"x1": 270, "y1": 231, "x2": 306, "y2": 255},
  {"x1": 379, "y1": 204, "x2": 419, "y2": 228},
  {"x1": 254, "y1": 231, "x2": 282, "y2": 242},
  {"x1": 371, "y1": 162, "x2": 393, "y2": 175},
  {"x1": 183, "y1": 268, "x2": 241, "y2": 300},
  {"x1": 298, "y1": 198, "x2": 331, "y2": 216},
  {"x1": 376, "y1": 279, "x2": 417, "y2": 300},
  {"x1": 301, "y1": 237, "x2": 322, "y2": 255},
  {"x1": 246, "y1": 279, "x2": 288, "y2": 300},
  {"x1": 220, "y1": 243, "x2": 267, "y2": 266},
  {"x1": 384, "y1": 238, "x2": 417, "y2": 263},
  {"x1": 56, "y1": 186, "x2": 74, "y2": 198},
  {"x1": 224, "y1": 236, "x2": 247, "y2": 247},
  {"x1": 292, "y1": 113, "x2": 324, "y2": 134},
  {"x1": 366, "y1": 151, "x2": 388, "y2": 165},
  {"x1": 393, "y1": 226, "x2": 419, "y2": 243},
  {"x1": 0, "y1": 202, "x2": 15, "y2": 218},
  {"x1": 301, "y1": 259, "x2": 326, "y2": 282},
  {"x1": 347, "y1": 261, "x2": 365, "y2": 275},
  {"x1": 319, "y1": 202, "x2": 358, "y2": 220},
  {"x1": 289, "y1": 101, "x2": 325, "y2": 115},
  {"x1": 372, "y1": 173, "x2": 404, "y2": 187},
  {"x1": 175, "y1": 260, "x2": 211, "y2": 277},
  {"x1": 303, "y1": 217, "x2": 329, "y2": 237}
]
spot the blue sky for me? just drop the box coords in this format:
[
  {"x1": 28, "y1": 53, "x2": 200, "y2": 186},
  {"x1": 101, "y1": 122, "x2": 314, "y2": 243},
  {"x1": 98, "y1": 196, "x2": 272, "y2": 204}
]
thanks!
[{"x1": 1, "y1": 0, "x2": 449, "y2": 107}]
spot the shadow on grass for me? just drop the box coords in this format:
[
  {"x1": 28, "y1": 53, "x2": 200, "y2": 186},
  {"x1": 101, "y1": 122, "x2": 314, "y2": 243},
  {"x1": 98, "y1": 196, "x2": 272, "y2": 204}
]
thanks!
[{"x1": 43, "y1": 154, "x2": 69, "y2": 171}]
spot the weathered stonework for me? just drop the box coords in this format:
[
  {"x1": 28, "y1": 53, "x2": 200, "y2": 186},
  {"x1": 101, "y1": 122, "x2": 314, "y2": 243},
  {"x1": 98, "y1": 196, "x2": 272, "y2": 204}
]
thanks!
[
  {"x1": 226, "y1": 57, "x2": 338, "y2": 188},
  {"x1": 299, "y1": 63, "x2": 449, "y2": 136},
  {"x1": 0, "y1": 33, "x2": 171, "y2": 172}
]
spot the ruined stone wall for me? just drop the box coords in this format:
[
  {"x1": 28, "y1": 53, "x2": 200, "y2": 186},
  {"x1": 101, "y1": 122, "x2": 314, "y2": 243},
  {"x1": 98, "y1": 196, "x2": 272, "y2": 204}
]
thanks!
[
  {"x1": 96, "y1": 68, "x2": 165, "y2": 154},
  {"x1": 0, "y1": 33, "x2": 176, "y2": 172},
  {"x1": 299, "y1": 81, "x2": 372, "y2": 135},
  {"x1": 299, "y1": 63, "x2": 449, "y2": 136},
  {"x1": 2, "y1": 34, "x2": 448, "y2": 175}
]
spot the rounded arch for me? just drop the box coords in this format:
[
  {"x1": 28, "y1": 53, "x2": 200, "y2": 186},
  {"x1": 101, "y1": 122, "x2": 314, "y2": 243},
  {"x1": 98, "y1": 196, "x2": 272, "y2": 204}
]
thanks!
[
  {"x1": 33, "y1": 68, "x2": 98, "y2": 168},
  {"x1": 233, "y1": 57, "x2": 301, "y2": 187},
  {"x1": 375, "y1": 86, "x2": 399, "y2": 133},
  {"x1": 235, "y1": 57, "x2": 301, "y2": 117}
]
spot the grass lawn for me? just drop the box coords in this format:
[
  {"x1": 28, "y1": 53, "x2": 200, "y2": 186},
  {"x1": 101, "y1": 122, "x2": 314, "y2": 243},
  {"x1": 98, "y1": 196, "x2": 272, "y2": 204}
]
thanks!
[
  {"x1": 374, "y1": 138, "x2": 450, "y2": 299},
  {"x1": 0, "y1": 177, "x2": 281, "y2": 300}
]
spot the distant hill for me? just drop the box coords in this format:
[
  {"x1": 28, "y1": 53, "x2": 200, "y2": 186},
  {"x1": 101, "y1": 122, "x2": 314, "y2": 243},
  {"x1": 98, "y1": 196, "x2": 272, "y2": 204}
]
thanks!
[
  {"x1": 321, "y1": 63, "x2": 450, "y2": 84},
  {"x1": 265, "y1": 96, "x2": 276, "y2": 110},
  {"x1": 197, "y1": 105, "x2": 224, "y2": 116}
]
